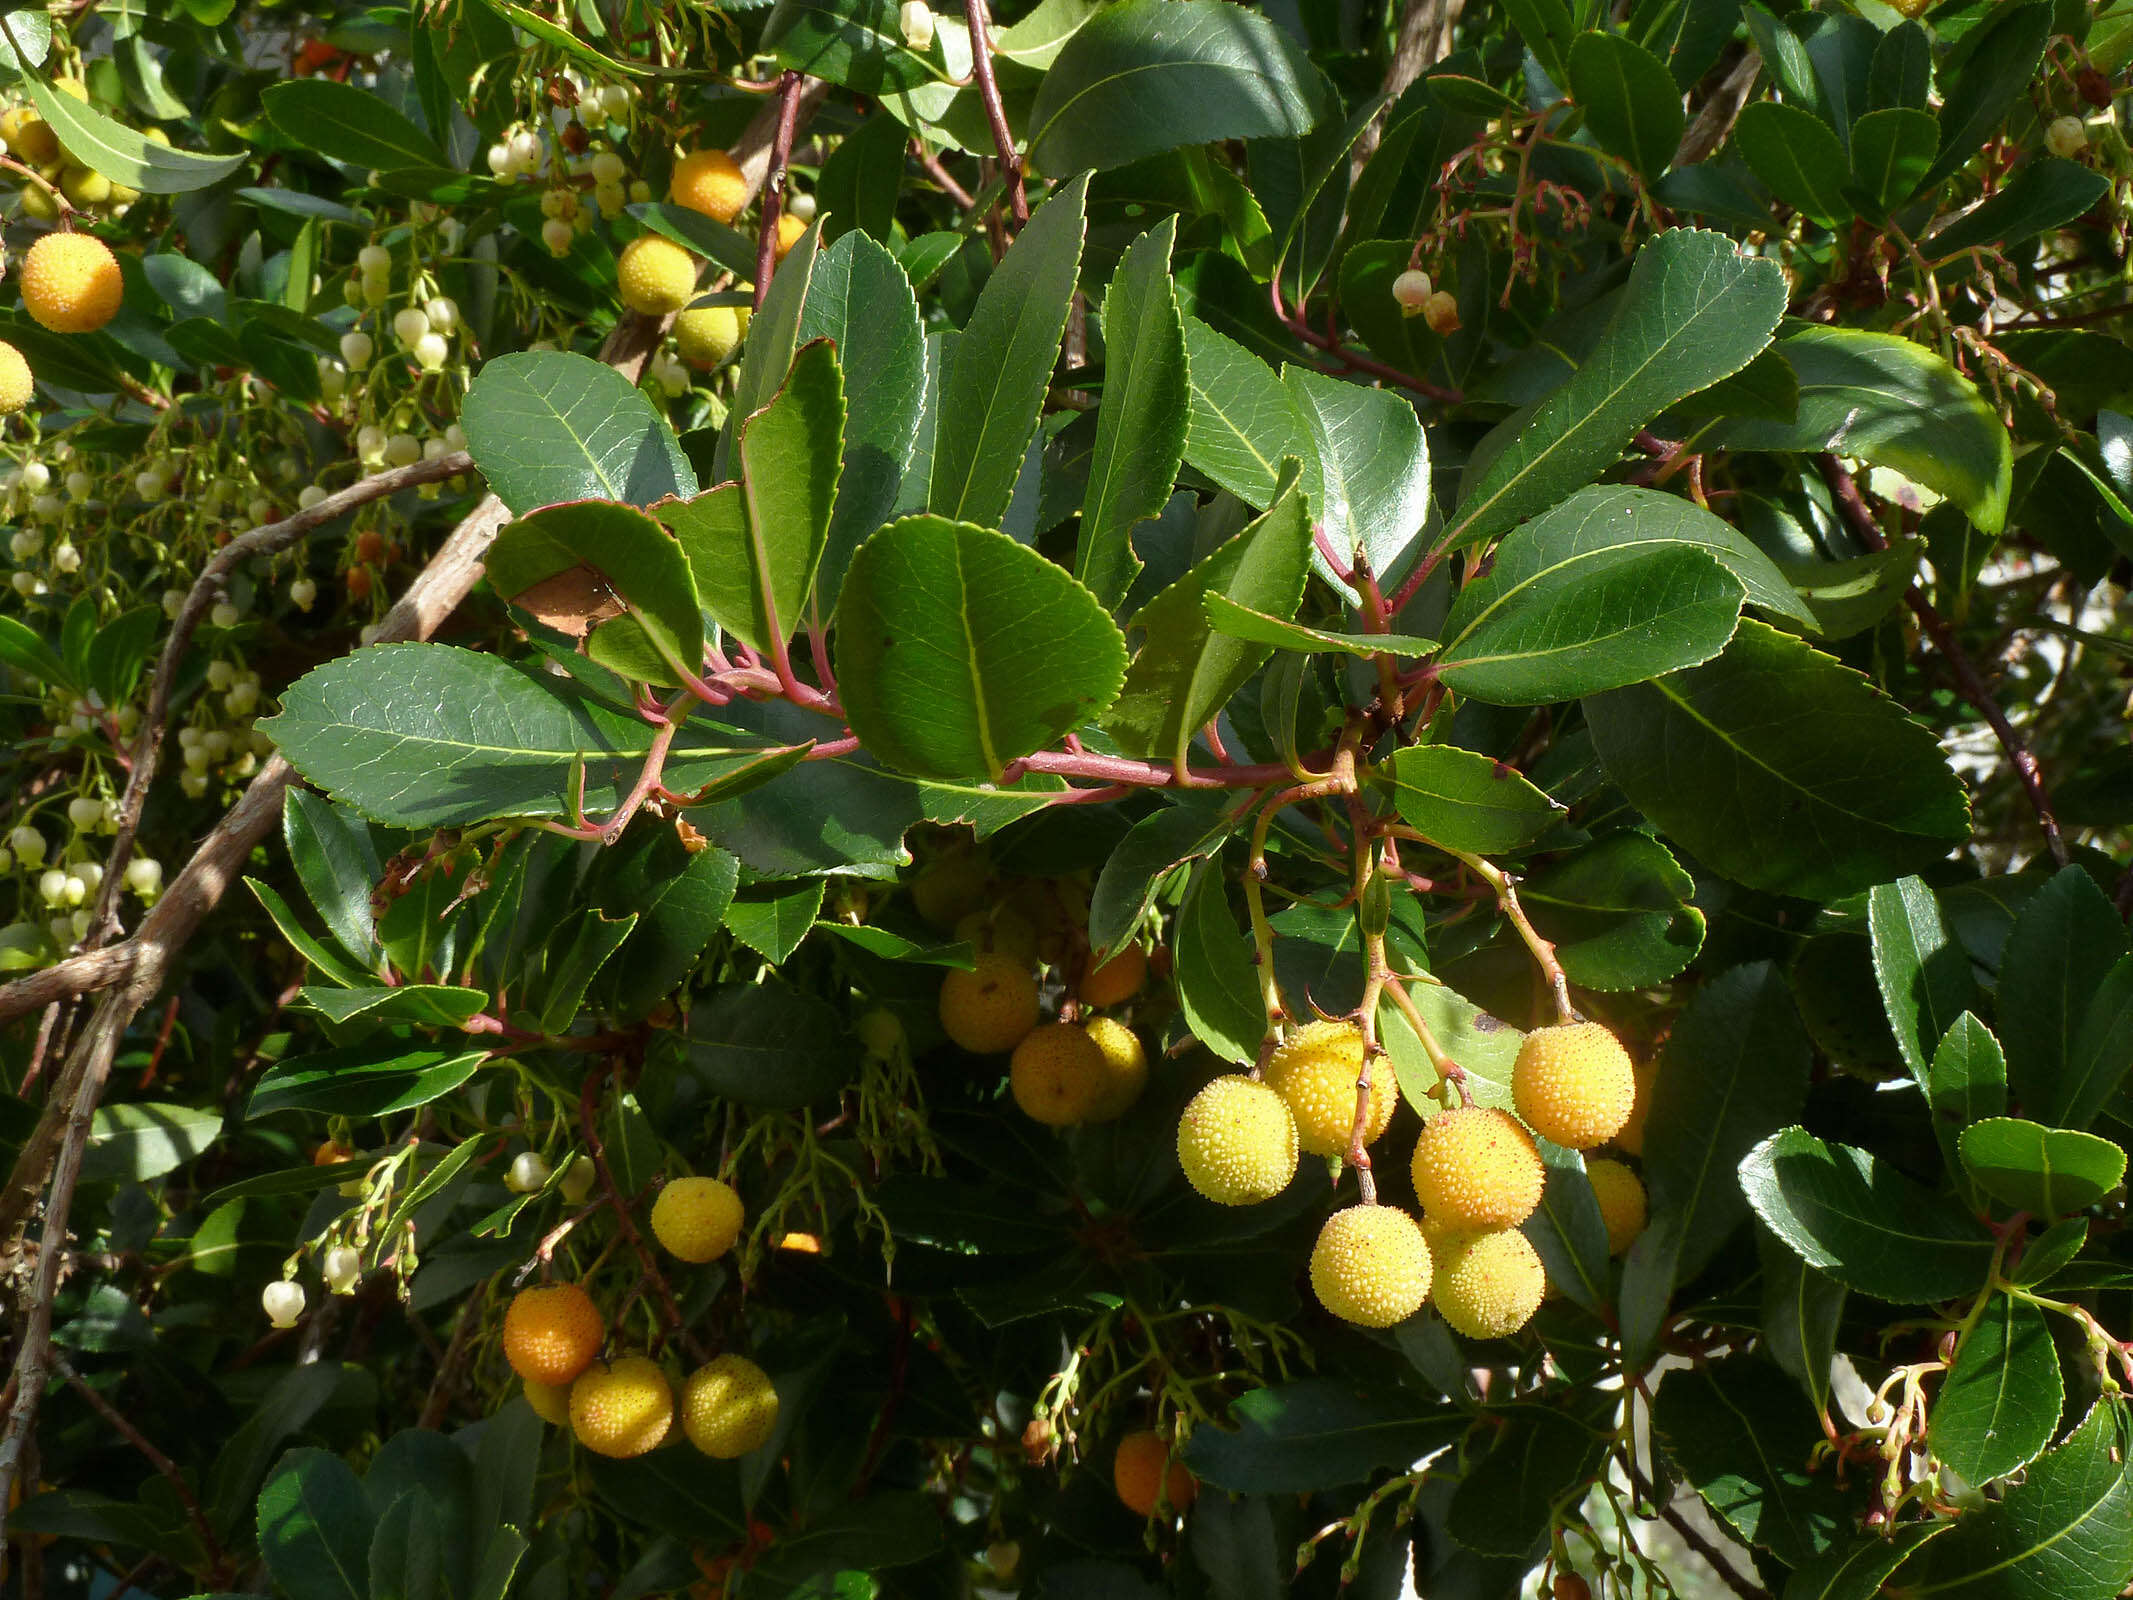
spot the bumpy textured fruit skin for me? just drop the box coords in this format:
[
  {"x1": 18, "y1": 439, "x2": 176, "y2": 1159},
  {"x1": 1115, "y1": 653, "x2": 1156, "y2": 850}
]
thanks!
[
  {"x1": 1512, "y1": 1022, "x2": 1637, "y2": 1149},
  {"x1": 1431, "y1": 1227, "x2": 1546, "y2": 1340},
  {"x1": 1265, "y1": 1020, "x2": 1397, "y2": 1157},
  {"x1": 1409, "y1": 1106, "x2": 1545, "y2": 1229},
  {"x1": 774, "y1": 211, "x2": 807, "y2": 258},
  {"x1": 1616, "y1": 1062, "x2": 1655, "y2": 1156},
  {"x1": 570, "y1": 1355, "x2": 673, "y2": 1458},
  {"x1": 674, "y1": 306, "x2": 742, "y2": 368},
  {"x1": 671, "y1": 149, "x2": 747, "y2": 222},
  {"x1": 1176, "y1": 1076, "x2": 1298, "y2": 1205},
  {"x1": 0, "y1": 341, "x2": 32, "y2": 415},
  {"x1": 20, "y1": 233, "x2": 124, "y2": 334},
  {"x1": 682, "y1": 1354, "x2": 780, "y2": 1458},
  {"x1": 1079, "y1": 944, "x2": 1146, "y2": 1008},
  {"x1": 1585, "y1": 1158, "x2": 1647, "y2": 1255},
  {"x1": 1113, "y1": 1430, "x2": 1195, "y2": 1516},
  {"x1": 502, "y1": 1283, "x2": 605, "y2": 1385},
  {"x1": 1009, "y1": 1022, "x2": 1107, "y2": 1126},
  {"x1": 523, "y1": 1379, "x2": 572, "y2": 1426},
  {"x1": 616, "y1": 234, "x2": 700, "y2": 315},
  {"x1": 651, "y1": 1175, "x2": 744, "y2": 1263},
  {"x1": 938, "y1": 952, "x2": 1039, "y2": 1053},
  {"x1": 1082, "y1": 1017, "x2": 1148, "y2": 1121},
  {"x1": 1310, "y1": 1205, "x2": 1432, "y2": 1328}
]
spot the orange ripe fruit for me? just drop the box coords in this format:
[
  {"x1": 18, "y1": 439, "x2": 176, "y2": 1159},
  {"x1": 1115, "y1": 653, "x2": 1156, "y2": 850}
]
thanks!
[
  {"x1": 774, "y1": 211, "x2": 807, "y2": 259},
  {"x1": 502, "y1": 1283, "x2": 604, "y2": 1386},
  {"x1": 1078, "y1": 943, "x2": 1146, "y2": 1008},
  {"x1": 671, "y1": 148, "x2": 747, "y2": 223},
  {"x1": 19, "y1": 232, "x2": 124, "y2": 334},
  {"x1": 1113, "y1": 1429, "x2": 1195, "y2": 1517}
]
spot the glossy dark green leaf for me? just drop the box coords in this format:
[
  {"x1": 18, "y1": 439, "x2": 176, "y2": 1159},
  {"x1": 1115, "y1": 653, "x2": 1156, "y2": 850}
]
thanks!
[
  {"x1": 263, "y1": 80, "x2": 447, "y2": 172},
  {"x1": 722, "y1": 879, "x2": 827, "y2": 964},
  {"x1": 1929, "y1": 1013, "x2": 2008, "y2": 1196},
  {"x1": 1087, "y1": 799, "x2": 1235, "y2": 962},
  {"x1": 1930, "y1": 1292, "x2": 2063, "y2": 1485},
  {"x1": 258, "y1": 1448, "x2": 374, "y2": 1600},
  {"x1": 1173, "y1": 855, "x2": 1262, "y2": 1066},
  {"x1": 538, "y1": 911, "x2": 637, "y2": 1035},
  {"x1": 1103, "y1": 466, "x2": 1309, "y2": 768},
  {"x1": 79, "y1": 1102, "x2": 224, "y2": 1184},
  {"x1": 1566, "y1": 32, "x2": 1683, "y2": 179},
  {"x1": 1501, "y1": 0, "x2": 1576, "y2": 85},
  {"x1": 1738, "y1": 1, "x2": 1823, "y2": 116},
  {"x1": 719, "y1": 220, "x2": 821, "y2": 482},
  {"x1": 1520, "y1": 832, "x2": 1703, "y2": 991},
  {"x1": 1180, "y1": 318, "x2": 1300, "y2": 510},
  {"x1": 1786, "y1": 1524, "x2": 1950, "y2": 1600},
  {"x1": 1453, "y1": 229, "x2": 1786, "y2": 545},
  {"x1": 1586, "y1": 620, "x2": 1971, "y2": 900},
  {"x1": 1077, "y1": 217, "x2": 1187, "y2": 609},
  {"x1": 1867, "y1": 21, "x2": 1931, "y2": 112},
  {"x1": 679, "y1": 979, "x2": 854, "y2": 1108},
  {"x1": 594, "y1": 829, "x2": 741, "y2": 1019},
  {"x1": 1869, "y1": 875, "x2": 1976, "y2": 1087},
  {"x1": 1927, "y1": 157, "x2": 2110, "y2": 259},
  {"x1": 1740, "y1": 1126, "x2": 1997, "y2": 1303},
  {"x1": 1182, "y1": 1379, "x2": 1462, "y2": 1493},
  {"x1": 835, "y1": 515, "x2": 1127, "y2": 781},
  {"x1": 1522, "y1": 1148, "x2": 1612, "y2": 1316},
  {"x1": 1998, "y1": 867, "x2": 2128, "y2": 1122},
  {"x1": 1652, "y1": 1360, "x2": 1854, "y2": 1567},
  {"x1": 247, "y1": 1047, "x2": 488, "y2": 1120},
  {"x1": 1382, "y1": 744, "x2": 1564, "y2": 856},
  {"x1": 461, "y1": 351, "x2": 697, "y2": 515},
  {"x1": 487, "y1": 500, "x2": 705, "y2": 685},
  {"x1": 283, "y1": 790, "x2": 382, "y2": 969},
  {"x1": 1026, "y1": 0, "x2": 1326, "y2": 176},
  {"x1": 1733, "y1": 100, "x2": 1852, "y2": 226},
  {"x1": 1284, "y1": 366, "x2": 1432, "y2": 600},
  {"x1": 1847, "y1": 106, "x2": 1937, "y2": 214},
  {"x1": 1448, "y1": 1405, "x2": 1604, "y2": 1557},
  {"x1": 1960, "y1": 1118, "x2": 2126, "y2": 1219},
  {"x1": 761, "y1": 0, "x2": 946, "y2": 94},
  {"x1": 368, "y1": 1494, "x2": 444, "y2": 1600},
  {"x1": 1923, "y1": 1, "x2": 2051, "y2": 187},
  {"x1": 929, "y1": 175, "x2": 1088, "y2": 528},
  {"x1": 2054, "y1": 954, "x2": 2133, "y2": 1131},
  {"x1": 8, "y1": 33, "x2": 245, "y2": 191},
  {"x1": 1202, "y1": 593, "x2": 1435, "y2": 658},
  {"x1": 1759, "y1": 1227, "x2": 1846, "y2": 1416}
]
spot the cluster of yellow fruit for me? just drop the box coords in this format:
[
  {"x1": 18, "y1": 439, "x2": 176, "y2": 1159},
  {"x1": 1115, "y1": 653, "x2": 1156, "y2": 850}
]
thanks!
[
  {"x1": 0, "y1": 230, "x2": 125, "y2": 417},
  {"x1": 1178, "y1": 1020, "x2": 1650, "y2": 1342},
  {"x1": 501, "y1": 1175, "x2": 779, "y2": 1460},
  {"x1": 1, "y1": 88, "x2": 145, "y2": 220},
  {"x1": 611, "y1": 145, "x2": 803, "y2": 343}
]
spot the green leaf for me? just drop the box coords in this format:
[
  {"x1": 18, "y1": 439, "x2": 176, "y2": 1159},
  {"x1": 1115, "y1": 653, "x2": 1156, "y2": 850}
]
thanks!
[
  {"x1": 1760, "y1": 1228, "x2": 1846, "y2": 1417},
  {"x1": 0, "y1": 614, "x2": 74, "y2": 689},
  {"x1": 1585, "y1": 620, "x2": 1971, "y2": 901},
  {"x1": 369, "y1": 1495, "x2": 444, "y2": 1600},
  {"x1": 719, "y1": 220, "x2": 821, "y2": 482},
  {"x1": 1740, "y1": 1126, "x2": 1997, "y2": 1303},
  {"x1": 263, "y1": 80, "x2": 447, "y2": 173},
  {"x1": 302, "y1": 985, "x2": 488, "y2": 1031},
  {"x1": 1103, "y1": 466, "x2": 1310, "y2": 768},
  {"x1": 1999, "y1": 867, "x2": 2129, "y2": 1122},
  {"x1": 1182, "y1": 1379, "x2": 1462, "y2": 1493},
  {"x1": 1173, "y1": 855, "x2": 1262, "y2": 1066},
  {"x1": 1283, "y1": 366, "x2": 1432, "y2": 600},
  {"x1": 5, "y1": 36, "x2": 245, "y2": 192},
  {"x1": 761, "y1": 0, "x2": 947, "y2": 94},
  {"x1": 1930, "y1": 1292, "x2": 2064, "y2": 1486},
  {"x1": 835, "y1": 515, "x2": 1126, "y2": 782},
  {"x1": 258, "y1": 1449, "x2": 374, "y2": 1600},
  {"x1": 1566, "y1": 32, "x2": 1684, "y2": 179},
  {"x1": 1869, "y1": 875, "x2": 1976, "y2": 1087},
  {"x1": 1733, "y1": 100, "x2": 1853, "y2": 226},
  {"x1": 678, "y1": 979, "x2": 854, "y2": 1108},
  {"x1": 723, "y1": 880, "x2": 826, "y2": 963},
  {"x1": 2052, "y1": 953, "x2": 2133, "y2": 1131},
  {"x1": 1203, "y1": 593, "x2": 1437, "y2": 659},
  {"x1": 1930, "y1": 1013, "x2": 2009, "y2": 1196},
  {"x1": 1922, "y1": 1, "x2": 2051, "y2": 188},
  {"x1": 1501, "y1": 0, "x2": 1576, "y2": 83},
  {"x1": 79, "y1": 1102, "x2": 224, "y2": 1184},
  {"x1": 593, "y1": 828, "x2": 741, "y2": 1018},
  {"x1": 247, "y1": 1047, "x2": 489, "y2": 1120},
  {"x1": 929, "y1": 174, "x2": 1088, "y2": 528},
  {"x1": 1847, "y1": 106, "x2": 1937, "y2": 215},
  {"x1": 1453, "y1": 229, "x2": 1786, "y2": 545},
  {"x1": 1960, "y1": 1118, "x2": 2126, "y2": 1219},
  {"x1": 283, "y1": 792, "x2": 382, "y2": 970},
  {"x1": 461, "y1": 351, "x2": 697, "y2": 515},
  {"x1": 1522, "y1": 1149, "x2": 1613, "y2": 1317},
  {"x1": 794, "y1": 231, "x2": 926, "y2": 610},
  {"x1": 1926, "y1": 157, "x2": 2112, "y2": 259},
  {"x1": 1448, "y1": 1405, "x2": 1604, "y2": 1557},
  {"x1": 1783, "y1": 1524, "x2": 1950, "y2": 1600},
  {"x1": 249, "y1": 877, "x2": 369, "y2": 988},
  {"x1": 1520, "y1": 832, "x2": 1704, "y2": 991},
  {"x1": 663, "y1": 338, "x2": 844, "y2": 657},
  {"x1": 1087, "y1": 799, "x2": 1235, "y2": 962},
  {"x1": 1652, "y1": 1360, "x2": 1855, "y2": 1567},
  {"x1": 1026, "y1": 0, "x2": 1326, "y2": 176},
  {"x1": 487, "y1": 499, "x2": 705, "y2": 685},
  {"x1": 1077, "y1": 217, "x2": 1187, "y2": 610},
  {"x1": 0, "y1": 11, "x2": 51, "y2": 79},
  {"x1": 1181, "y1": 319, "x2": 1301, "y2": 509},
  {"x1": 1713, "y1": 323, "x2": 2013, "y2": 534},
  {"x1": 1381, "y1": 744, "x2": 1564, "y2": 856},
  {"x1": 538, "y1": 911, "x2": 638, "y2": 1035},
  {"x1": 264, "y1": 645, "x2": 785, "y2": 828},
  {"x1": 1902, "y1": 1399, "x2": 2133, "y2": 1598}
]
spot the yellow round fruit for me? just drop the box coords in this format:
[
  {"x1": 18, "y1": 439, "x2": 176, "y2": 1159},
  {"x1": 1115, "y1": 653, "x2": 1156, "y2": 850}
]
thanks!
[
  {"x1": 1585, "y1": 1158, "x2": 1647, "y2": 1256},
  {"x1": 671, "y1": 148, "x2": 747, "y2": 223},
  {"x1": 1309, "y1": 1205, "x2": 1432, "y2": 1328},
  {"x1": 1082, "y1": 1016, "x2": 1148, "y2": 1121},
  {"x1": 955, "y1": 906, "x2": 1039, "y2": 965},
  {"x1": 681, "y1": 1353, "x2": 780, "y2": 1458},
  {"x1": 0, "y1": 341, "x2": 33, "y2": 415},
  {"x1": 1009, "y1": 1022, "x2": 1107, "y2": 1126},
  {"x1": 1113, "y1": 1430, "x2": 1194, "y2": 1516},
  {"x1": 523, "y1": 1378, "x2": 572, "y2": 1426},
  {"x1": 569, "y1": 1354, "x2": 673, "y2": 1458},
  {"x1": 20, "y1": 231, "x2": 125, "y2": 334},
  {"x1": 938, "y1": 951, "x2": 1039, "y2": 1054},
  {"x1": 1512, "y1": 1022, "x2": 1637, "y2": 1150},
  {"x1": 1409, "y1": 1106, "x2": 1544, "y2": 1230},
  {"x1": 616, "y1": 233, "x2": 701, "y2": 315},
  {"x1": 913, "y1": 852, "x2": 990, "y2": 929},
  {"x1": 674, "y1": 305, "x2": 743, "y2": 368},
  {"x1": 650, "y1": 1175, "x2": 744, "y2": 1263},
  {"x1": 1176, "y1": 1075, "x2": 1298, "y2": 1206},
  {"x1": 1079, "y1": 944, "x2": 1146, "y2": 1008},
  {"x1": 774, "y1": 211, "x2": 807, "y2": 259},
  {"x1": 1431, "y1": 1227, "x2": 1546, "y2": 1340},
  {"x1": 502, "y1": 1283, "x2": 605, "y2": 1386},
  {"x1": 1617, "y1": 1061, "x2": 1655, "y2": 1156},
  {"x1": 59, "y1": 166, "x2": 111, "y2": 208},
  {"x1": 1265, "y1": 1019, "x2": 1397, "y2": 1158},
  {"x1": 1, "y1": 109, "x2": 59, "y2": 167}
]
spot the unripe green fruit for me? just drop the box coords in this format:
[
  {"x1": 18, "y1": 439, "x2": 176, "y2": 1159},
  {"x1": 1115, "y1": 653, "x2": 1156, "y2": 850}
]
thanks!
[{"x1": 1176, "y1": 1076, "x2": 1298, "y2": 1205}]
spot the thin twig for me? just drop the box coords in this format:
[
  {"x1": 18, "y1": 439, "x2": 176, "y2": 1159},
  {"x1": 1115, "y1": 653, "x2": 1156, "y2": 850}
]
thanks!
[
  {"x1": 752, "y1": 71, "x2": 805, "y2": 310},
  {"x1": 56, "y1": 1359, "x2": 224, "y2": 1581},
  {"x1": 1620, "y1": 1452, "x2": 1772, "y2": 1600},
  {"x1": 964, "y1": 0, "x2": 1027, "y2": 227}
]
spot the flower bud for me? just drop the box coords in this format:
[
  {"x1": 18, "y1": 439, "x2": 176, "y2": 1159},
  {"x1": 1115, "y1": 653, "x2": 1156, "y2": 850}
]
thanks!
[
  {"x1": 66, "y1": 795, "x2": 102, "y2": 831},
  {"x1": 340, "y1": 330, "x2": 374, "y2": 368},
  {"x1": 392, "y1": 306, "x2": 430, "y2": 347},
  {"x1": 900, "y1": 0, "x2": 935, "y2": 49},
  {"x1": 124, "y1": 855, "x2": 162, "y2": 897},
  {"x1": 559, "y1": 1155, "x2": 597, "y2": 1204},
  {"x1": 413, "y1": 330, "x2": 449, "y2": 371},
  {"x1": 289, "y1": 575, "x2": 318, "y2": 611},
  {"x1": 323, "y1": 1245, "x2": 362, "y2": 1293},
  {"x1": 507, "y1": 1151, "x2": 552, "y2": 1193},
  {"x1": 1392, "y1": 268, "x2": 1431, "y2": 313},
  {"x1": 1423, "y1": 289, "x2": 1461, "y2": 335},
  {"x1": 357, "y1": 243, "x2": 391, "y2": 275},
  {"x1": 9, "y1": 826, "x2": 47, "y2": 866},
  {"x1": 541, "y1": 217, "x2": 574, "y2": 256},
  {"x1": 262, "y1": 1280, "x2": 306, "y2": 1328},
  {"x1": 2045, "y1": 115, "x2": 2088, "y2": 158}
]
